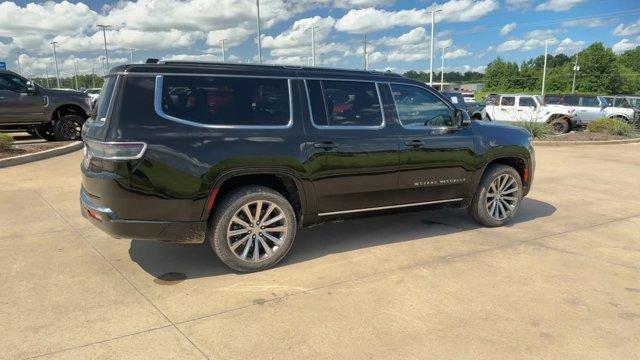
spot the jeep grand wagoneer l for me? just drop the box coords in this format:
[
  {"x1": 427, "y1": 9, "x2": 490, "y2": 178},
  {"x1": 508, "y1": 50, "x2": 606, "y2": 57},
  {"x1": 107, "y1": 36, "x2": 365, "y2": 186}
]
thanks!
[{"x1": 81, "y1": 61, "x2": 535, "y2": 272}]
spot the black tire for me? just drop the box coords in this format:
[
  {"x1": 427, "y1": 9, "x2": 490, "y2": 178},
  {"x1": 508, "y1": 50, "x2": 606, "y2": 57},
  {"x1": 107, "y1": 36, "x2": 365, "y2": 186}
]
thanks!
[
  {"x1": 209, "y1": 185, "x2": 297, "y2": 272},
  {"x1": 33, "y1": 125, "x2": 57, "y2": 141},
  {"x1": 53, "y1": 115, "x2": 84, "y2": 141},
  {"x1": 467, "y1": 164, "x2": 523, "y2": 227},
  {"x1": 549, "y1": 117, "x2": 570, "y2": 134}
]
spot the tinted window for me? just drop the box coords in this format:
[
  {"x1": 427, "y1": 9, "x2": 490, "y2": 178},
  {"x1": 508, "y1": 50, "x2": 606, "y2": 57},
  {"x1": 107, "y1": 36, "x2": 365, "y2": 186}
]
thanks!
[
  {"x1": 306, "y1": 80, "x2": 328, "y2": 126},
  {"x1": 518, "y1": 97, "x2": 536, "y2": 107},
  {"x1": 563, "y1": 96, "x2": 580, "y2": 106},
  {"x1": 161, "y1": 75, "x2": 290, "y2": 126},
  {"x1": 0, "y1": 74, "x2": 27, "y2": 92},
  {"x1": 500, "y1": 96, "x2": 515, "y2": 106},
  {"x1": 581, "y1": 96, "x2": 599, "y2": 107},
  {"x1": 95, "y1": 76, "x2": 117, "y2": 121},
  {"x1": 391, "y1": 84, "x2": 453, "y2": 128},
  {"x1": 315, "y1": 80, "x2": 383, "y2": 127}
]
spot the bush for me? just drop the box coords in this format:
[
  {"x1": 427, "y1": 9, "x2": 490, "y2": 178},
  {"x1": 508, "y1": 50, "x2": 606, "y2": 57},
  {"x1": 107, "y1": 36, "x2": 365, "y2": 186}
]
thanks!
[
  {"x1": 587, "y1": 118, "x2": 637, "y2": 137},
  {"x1": 515, "y1": 121, "x2": 553, "y2": 139},
  {"x1": 0, "y1": 133, "x2": 14, "y2": 151}
]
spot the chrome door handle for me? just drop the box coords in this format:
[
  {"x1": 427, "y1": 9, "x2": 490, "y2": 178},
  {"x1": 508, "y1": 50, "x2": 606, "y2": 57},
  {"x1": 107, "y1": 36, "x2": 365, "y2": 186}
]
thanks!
[
  {"x1": 404, "y1": 139, "x2": 424, "y2": 147},
  {"x1": 313, "y1": 141, "x2": 337, "y2": 150}
]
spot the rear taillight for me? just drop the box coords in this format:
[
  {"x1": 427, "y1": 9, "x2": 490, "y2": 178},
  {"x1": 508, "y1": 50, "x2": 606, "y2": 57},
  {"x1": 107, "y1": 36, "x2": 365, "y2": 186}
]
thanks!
[{"x1": 84, "y1": 140, "x2": 147, "y2": 160}]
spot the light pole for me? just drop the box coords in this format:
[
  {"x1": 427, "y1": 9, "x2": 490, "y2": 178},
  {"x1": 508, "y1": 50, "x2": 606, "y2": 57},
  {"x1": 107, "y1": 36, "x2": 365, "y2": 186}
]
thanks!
[
  {"x1": 74, "y1": 59, "x2": 79, "y2": 90},
  {"x1": 541, "y1": 40, "x2": 548, "y2": 97},
  {"x1": 91, "y1": 68, "x2": 95, "y2": 88},
  {"x1": 428, "y1": 8, "x2": 442, "y2": 86},
  {"x1": 44, "y1": 64, "x2": 51, "y2": 88},
  {"x1": 128, "y1": 48, "x2": 135, "y2": 63},
  {"x1": 440, "y1": 44, "x2": 447, "y2": 91},
  {"x1": 320, "y1": 52, "x2": 324, "y2": 67},
  {"x1": 221, "y1": 39, "x2": 226, "y2": 62},
  {"x1": 256, "y1": 0, "x2": 263, "y2": 64},
  {"x1": 100, "y1": 56, "x2": 106, "y2": 76},
  {"x1": 571, "y1": 52, "x2": 580, "y2": 94},
  {"x1": 310, "y1": 26, "x2": 319, "y2": 67},
  {"x1": 50, "y1": 41, "x2": 61, "y2": 88},
  {"x1": 16, "y1": 52, "x2": 22, "y2": 75},
  {"x1": 96, "y1": 24, "x2": 111, "y2": 69},
  {"x1": 362, "y1": 34, "x2": 371, "y2": 70}
]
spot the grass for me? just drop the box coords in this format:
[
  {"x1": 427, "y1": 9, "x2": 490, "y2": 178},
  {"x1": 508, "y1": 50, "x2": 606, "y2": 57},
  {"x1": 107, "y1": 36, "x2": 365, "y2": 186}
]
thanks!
[
  {"x1": 514, "y1": 121, "x2": 553, "y2": 139},
  {"x1": 0, "y1": 133, "x2": 14, "y2": 151},
  {"x1": 587, "y1": 118, "x2": 637, "y2": 137}
]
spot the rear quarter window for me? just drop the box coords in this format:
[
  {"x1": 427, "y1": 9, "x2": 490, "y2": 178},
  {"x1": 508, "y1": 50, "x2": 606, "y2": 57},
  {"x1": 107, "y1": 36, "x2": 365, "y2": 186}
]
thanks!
[
  {"x1": 159, "y1": 75, "x2": 291, "y2": 127},
  {"x1": 94, "y1": 76, "x2": 117, "y2": 121}
]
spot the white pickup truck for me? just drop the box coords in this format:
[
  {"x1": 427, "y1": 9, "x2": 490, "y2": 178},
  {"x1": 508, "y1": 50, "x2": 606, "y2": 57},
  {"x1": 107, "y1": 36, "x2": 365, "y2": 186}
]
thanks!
[
  {"x1": 482, "y1": 94, "x2": 579, "y2": 134},
  {"x1": 545, "y1": 95, "x2": 638, "y2": 124}
]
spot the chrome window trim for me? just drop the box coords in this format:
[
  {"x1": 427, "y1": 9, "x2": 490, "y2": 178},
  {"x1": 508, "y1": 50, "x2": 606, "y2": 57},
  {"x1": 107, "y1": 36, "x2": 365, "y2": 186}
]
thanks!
[
  {"x1": 154, "y1": 74, "x2": 294, "y2": 129},
  {"x1": 303, "y1": 78, "x2": 385, "y2": 130},
  {"x1": 318, "y1": 198, "x2": 463, "y2": 216},
  {"x1": 387, "y1": 82, "x2": 458, "y2": 131}
]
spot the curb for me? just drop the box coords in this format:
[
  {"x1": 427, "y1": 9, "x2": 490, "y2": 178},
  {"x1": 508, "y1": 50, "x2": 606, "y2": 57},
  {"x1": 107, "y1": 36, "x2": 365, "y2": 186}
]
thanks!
[
  {"x1": 0, "y1": 141, "x2": 83, "y2": 169},
  {"x1": 533, "y1": 137, "x2": 640, "y2": 146}
]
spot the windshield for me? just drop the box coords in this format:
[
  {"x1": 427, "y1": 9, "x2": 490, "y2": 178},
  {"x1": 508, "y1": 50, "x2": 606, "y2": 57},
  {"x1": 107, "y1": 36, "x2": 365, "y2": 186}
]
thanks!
[{"x1": 94, "y1": 77, "x2": 116, "y2": 121}]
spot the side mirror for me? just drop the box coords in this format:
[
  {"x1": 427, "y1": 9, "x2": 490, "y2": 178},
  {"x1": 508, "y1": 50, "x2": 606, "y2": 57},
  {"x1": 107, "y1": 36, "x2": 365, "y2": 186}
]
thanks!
[
  {"x1": 454, "y1": 108, "x2": 470, "y2": 127},
  {"x1": 25, "y1": 81, "x2": 37, "y2": 95}
]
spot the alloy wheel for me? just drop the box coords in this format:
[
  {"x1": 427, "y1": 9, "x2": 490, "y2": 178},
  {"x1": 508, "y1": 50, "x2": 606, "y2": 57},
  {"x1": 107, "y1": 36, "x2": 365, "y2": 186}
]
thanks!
[
  {"x1": 485, "y1": 174, "x2": 519, "y2": 221},
  {"x1": 226, "y1": 200, "x2": 288, "y2": 262}
]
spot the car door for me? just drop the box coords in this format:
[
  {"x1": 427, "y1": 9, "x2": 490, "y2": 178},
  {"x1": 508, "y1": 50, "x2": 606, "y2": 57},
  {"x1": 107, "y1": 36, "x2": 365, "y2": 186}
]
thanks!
[
  {"x1": 389, "y1": 83, "x2": 477, "y2": 205},
  {"x1": 580, "y1": 96, "x2": 603, "y2": 121},
  {"x1": 515, "y1": 96, "x2": 536, "y2": 121},
  {"x1": 494, "y1": 96, "x2": 516, "y2": 122},
  {"x1": 0, "y1": 73, "x2": 44, "y2": 125},
  {"x1": 302, "y1": 79, "x2": 399, "y2": 215}
]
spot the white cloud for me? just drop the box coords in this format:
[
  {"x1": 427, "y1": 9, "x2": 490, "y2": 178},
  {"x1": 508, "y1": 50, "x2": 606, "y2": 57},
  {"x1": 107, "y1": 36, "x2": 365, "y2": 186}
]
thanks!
[
  {"x1": 450, "y1": 65, "x2": 486, "y2": 73},
  {"x1": 554, "y1": 37, "x2": 585, "y2": 54},
  {"x1": 376, "y1": 27, "x2": 427, "y2": 46},
  {"x1": 500, "y1": 23, "x2": 517, "y2": 36},
  {"x1": 444, "y1": 48, "x2": 473, "y2": 59},
  {"x1": 0, "y1": 1, "x2": 97, "y2": 37},
  {"x1": 562, "y1": 18, "x2": 609, "y2": 28},
  {"x1": 332, "y1": 0, "x2": 395, "y2": 8},
  {"x1": 535, "y1": 0, "x2": 586, "y2": 12},
  {"x1": 505, "y1": 0, "x2": 530, "y2": 11},
  {"x1": 613, "y1": 20, "x2": 640, "y2": 37},
  {"x1": 612, "y1": 39, "x2": 638, "y2": 54},
  {"x1": 262, "y1": 16, "x2": 335, "y2": 49},
  {"x1": 334, "y1": 0, "x2": 499, "y2": 34}
]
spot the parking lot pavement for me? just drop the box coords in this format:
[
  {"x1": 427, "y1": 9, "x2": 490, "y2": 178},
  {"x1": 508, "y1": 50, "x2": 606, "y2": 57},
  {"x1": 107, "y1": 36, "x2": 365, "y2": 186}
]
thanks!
[{"x1": 1, "y1": 144, "x2": 639, "y2": 359}]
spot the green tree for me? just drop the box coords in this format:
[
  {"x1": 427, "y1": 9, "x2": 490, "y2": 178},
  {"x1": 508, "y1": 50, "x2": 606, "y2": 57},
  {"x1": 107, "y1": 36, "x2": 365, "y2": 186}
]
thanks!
[
  {"x1": 484, "y1": 58, "x2": 520, "y2": 91},
  {"x1": 575, "y1": 42, "x2": 621, "y2": 94}
]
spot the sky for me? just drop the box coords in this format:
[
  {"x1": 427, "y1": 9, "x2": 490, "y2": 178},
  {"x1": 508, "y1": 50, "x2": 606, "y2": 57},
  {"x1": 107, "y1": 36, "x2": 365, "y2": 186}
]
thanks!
[{"x1": 0, "y1": 0, "x2": 639, "y2": 78}]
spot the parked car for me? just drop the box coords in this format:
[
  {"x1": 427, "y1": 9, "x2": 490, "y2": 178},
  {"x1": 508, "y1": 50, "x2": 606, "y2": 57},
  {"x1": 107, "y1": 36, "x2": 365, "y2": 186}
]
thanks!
[
  {"x1": 544, "y1": 94, "x2": 638, "y2": 124},
  {"x1": 0, "y1": 70, "x2": 92, "y2": 141},
  {"x1": 441, "y1": 91, "x2": 484, "y2": 120},
  {"x1": 482, "y1": 93, "x2": 579, "y2": 134},
  {"x1": 602, "y1": 95, "x2": 640, "y2": 122},
  {"x1": 81, "y1": 61, "x2": 535, "y2": 272},
  {"x1": 84, "y1": 88, "x2": 101, "y2": 102}
]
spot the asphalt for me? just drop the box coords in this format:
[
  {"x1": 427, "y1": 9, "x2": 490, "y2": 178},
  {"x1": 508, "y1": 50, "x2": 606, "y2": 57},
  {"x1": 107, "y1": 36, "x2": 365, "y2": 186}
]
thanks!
[{"x1": 0, "y1": 144, "x2": 639, "y2": 359}]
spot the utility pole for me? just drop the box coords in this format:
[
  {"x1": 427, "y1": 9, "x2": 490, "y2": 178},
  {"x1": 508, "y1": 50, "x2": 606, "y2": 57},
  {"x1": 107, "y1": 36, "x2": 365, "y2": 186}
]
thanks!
[
  {"x1": 310, "y1": 26, "x2": 319, "y2": 66},
  {"x1": 128, "y1": 48, "x2": 134, "y2": 63},
  {"x1": 440, "y1": 44, "x2": 447, "y2": 91},
  {"x1": 541, "y1": 40, "x2": 548, "y2": 97},
  {"x1": 50, "y1": 41, "x2": 61, "y2": 88},
  {"x1": 256, "y1": 0, "x2": 263, "y2": 64},
  {"x1": 45, "y1": 64, "x2": 51, "y2": 88},
  {"x1": 74, "y1": 59, "x2": 79, "y2": 90},
  {"x1": 96, "y1": 24, "x2": 110, "y2": 69},
  {"x1": 221, "y1": 39, "x2": 226, "y2": 62},
  {"x1": 362, "y1": 34, "x2": 371, "y2": 70},
  {"x1": 571, "y1": 52, "x2": 580, "y2": 94},
  {"x1": 16, "y1": 52, "x2": 21, "y2": 75},
  {"x1": 428, "y1": 8, "x2": 442, "y2": 86}
]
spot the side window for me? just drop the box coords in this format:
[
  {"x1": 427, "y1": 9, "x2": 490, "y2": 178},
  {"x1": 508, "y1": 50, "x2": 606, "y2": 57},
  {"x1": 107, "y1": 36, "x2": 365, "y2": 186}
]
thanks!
[
  {"x1": 94, "y1": 76, "x2": 117, "y2": 121},
  {"x1": 390, "y1": 84, "x2": 453, "y2": 128},
  {"x1": 160, "y1": 75, "x2": 290, "y2": 126},
  {"x1": 500, "y1": 96, "x2": 515, "y2": 106},
  {"x1": 0, "y1": 74, "x2": 27, "y2": 92},
  {"x1": 581, "y1": 97, "x2": 599, "y2": 107},
  {"x1": 518, "y1": 97, "x2": 536, "y2": 107},
  {"x1": 563, "y1": 96, "x2": 579, "y2": 106},
  {"x1": 312, "y1": 80, "x2": 383, "y2": 127},
  {"x1": 545, "y1": 95, "x2": 561, "y2": 104}
]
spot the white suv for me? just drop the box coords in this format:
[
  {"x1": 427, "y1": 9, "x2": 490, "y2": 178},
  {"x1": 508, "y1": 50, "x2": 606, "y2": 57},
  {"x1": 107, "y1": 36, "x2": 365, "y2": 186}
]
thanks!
[
  {"x1": 545, "y1": 95, "x2": 637, "y2": 124},
  {"x1": 483, "y1": 94, "x2": 579, "y2": 134}
]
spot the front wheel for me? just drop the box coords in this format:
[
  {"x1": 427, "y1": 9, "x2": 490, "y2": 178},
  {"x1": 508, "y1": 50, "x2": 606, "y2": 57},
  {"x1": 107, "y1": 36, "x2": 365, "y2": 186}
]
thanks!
[
  {"x1": 468, "y1": 164, "x2": 523, "y2": 227},
  {"x1": 209, "y1": 186, "x2": 297, "y2": 272},
  {"x1": 548, "y1": 117, "x2": 570, "y2": 134}
]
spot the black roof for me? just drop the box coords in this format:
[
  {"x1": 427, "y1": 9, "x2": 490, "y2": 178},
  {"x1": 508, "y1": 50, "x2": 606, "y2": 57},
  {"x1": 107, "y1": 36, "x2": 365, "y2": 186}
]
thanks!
[{"x1": 109, "y1": 60, "x2": 407, "y2": 82}]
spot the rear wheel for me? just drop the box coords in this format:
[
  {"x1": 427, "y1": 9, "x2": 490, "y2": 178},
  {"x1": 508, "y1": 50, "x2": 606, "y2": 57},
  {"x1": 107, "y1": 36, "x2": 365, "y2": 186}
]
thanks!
[
  {"x1": 33, "y1": 125, "x2": 57, "y2": 141},
  {"x1": 549, "y1": 117, "x2": 570, "y2": 134},
  {"x1": 54, "y1": 115, "x2": 84, "y2": 141},
  {"x1": 209, "y1": 186, "x2": 297, "y2": 272},
  {"x1": 468, "y1": 164, "x2": 523, "y2": 227}
]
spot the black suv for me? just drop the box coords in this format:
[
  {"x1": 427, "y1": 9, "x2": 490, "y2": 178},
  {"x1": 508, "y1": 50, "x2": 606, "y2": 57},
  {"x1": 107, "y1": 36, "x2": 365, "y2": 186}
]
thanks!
[
  {"x1": 0, "y1": 70, "x2": 92, "y2": 141},
  {"x1": 81, "y1": 61, "x2": 535, "y2": 272}
]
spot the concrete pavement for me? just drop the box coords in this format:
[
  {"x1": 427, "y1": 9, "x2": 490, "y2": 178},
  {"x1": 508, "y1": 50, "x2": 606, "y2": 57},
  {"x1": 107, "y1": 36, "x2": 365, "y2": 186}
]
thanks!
[{"x1": 0, "y1": 144, "x2": 639, "y2": 359}]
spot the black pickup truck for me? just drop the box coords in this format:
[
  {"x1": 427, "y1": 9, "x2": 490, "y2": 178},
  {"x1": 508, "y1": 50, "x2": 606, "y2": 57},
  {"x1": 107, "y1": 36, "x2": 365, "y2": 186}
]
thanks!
[{"x1": 0, "y1": 70, "x2": 92, "y2": 141}]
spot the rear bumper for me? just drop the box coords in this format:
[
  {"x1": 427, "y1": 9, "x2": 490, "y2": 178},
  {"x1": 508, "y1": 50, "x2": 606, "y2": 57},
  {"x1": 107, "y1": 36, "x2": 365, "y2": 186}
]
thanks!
[{"x1": 80, "y1": 189, "x2": 206, "y2": 243}]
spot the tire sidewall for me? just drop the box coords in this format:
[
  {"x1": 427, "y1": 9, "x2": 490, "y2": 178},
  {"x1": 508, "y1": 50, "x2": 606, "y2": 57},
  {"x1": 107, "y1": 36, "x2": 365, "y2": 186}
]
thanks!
[
  {"x1": 472, "y1": 165, "x2": 523, "y2": 227},
  {"x1": 54, "y1": 115, "x2": 85, "y2": 141},
  {"x1": 549, "y1": 118, "x2": 569, "y2": 134},
  {"x1": 210, "y1": 186, "x2": 297, "y2": 272}
]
